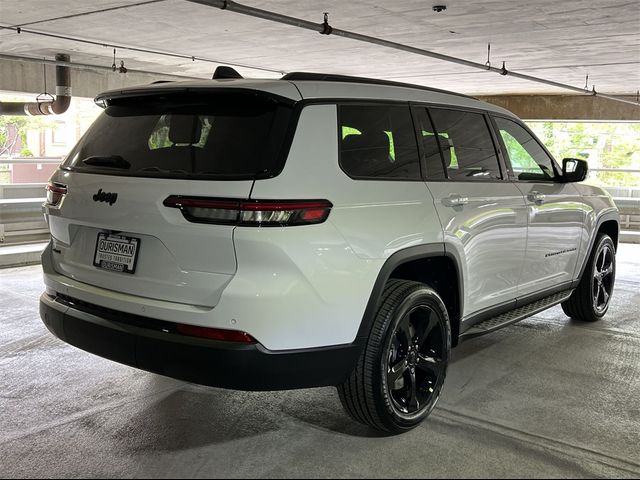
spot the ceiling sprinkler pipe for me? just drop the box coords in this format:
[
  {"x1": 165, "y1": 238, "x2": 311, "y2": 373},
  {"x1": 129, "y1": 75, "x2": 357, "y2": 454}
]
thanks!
[
  {"x1": 0, "y1": 53, "x2": 72, "y2": 116},
  {"x1": 0, "y1": 53, "x2": 204, "y2": 80},
  {"x1": 186, "y1": 0, "x2": 638, "y2": 107}
]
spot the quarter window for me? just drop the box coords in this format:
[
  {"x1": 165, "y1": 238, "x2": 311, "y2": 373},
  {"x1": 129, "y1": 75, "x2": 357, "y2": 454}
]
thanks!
[
  {"x1": 429, "y1": 108, "x2": 502, "y2": 181},
  {"x1": 494, "y1": 117, "x2": 556, "y2": 181},
  {"x1": 339, "y1": 105, "x2": 421, "y2": 180}
]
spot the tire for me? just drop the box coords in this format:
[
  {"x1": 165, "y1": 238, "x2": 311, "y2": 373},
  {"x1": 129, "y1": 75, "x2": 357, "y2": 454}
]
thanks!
[
  {"x1": 337, "y1": 279, "x2": 451, "y2": 434},
  {"x1": 562, "y1": 233, "x2": 616, "y2": 322}
]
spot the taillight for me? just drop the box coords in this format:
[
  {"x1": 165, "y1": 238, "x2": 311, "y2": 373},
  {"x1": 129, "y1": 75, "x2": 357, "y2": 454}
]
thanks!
[
  {"x1": 176, "y1": 324, "x2": 257, "y2": 343},
  {"x1": 163, "y1": 196, "x2": 333, "y2": 227},
  {"x1": 46, "y1": 182, "x2": 67, "y2": 206}
]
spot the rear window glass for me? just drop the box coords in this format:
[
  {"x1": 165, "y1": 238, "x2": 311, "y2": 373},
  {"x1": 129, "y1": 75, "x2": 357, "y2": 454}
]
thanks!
[
  {"x1": 64, "y1": 92, "x2": 293, "y2": 180},
  {"x1": 339, "y1": 104, "x2": 421, "y2": 180},
  {"x1": 429, "y1": 108, "x2": 502, "y2": 181}
]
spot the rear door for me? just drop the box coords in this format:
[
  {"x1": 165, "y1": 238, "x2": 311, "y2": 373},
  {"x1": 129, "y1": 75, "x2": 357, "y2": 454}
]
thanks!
[
  {"x1": 413, "y1": 106, "x2": 528, "y2": 318},
  {"x1": 46, "y1": 90, "x2": 295, "y2": 307},
  {"x1": 492, "y1": 115, "x2": 584, "y2": 295}
]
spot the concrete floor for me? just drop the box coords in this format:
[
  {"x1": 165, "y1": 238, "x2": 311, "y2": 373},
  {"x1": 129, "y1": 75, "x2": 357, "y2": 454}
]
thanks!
[{"x1": 1, "y1": 245, "x2": 639, "y2": 479}]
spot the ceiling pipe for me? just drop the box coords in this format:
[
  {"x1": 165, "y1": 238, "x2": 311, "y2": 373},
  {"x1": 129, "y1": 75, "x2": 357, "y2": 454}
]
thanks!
[
  {"x1": 0, "y1": 53, "x2": 204, "y2": 81},
  {"x1": 0, "y1": 24, "x2": 286, "y2": 76},
  {"x1": 7, "y1": 0, "x2": 169, "y2": 29},
  {"x1": 0, "y1": 53, "x2": 72, "y2": 116},
  {"x1": 186, "y1": 0, "x2": 639, "y2": 108}
]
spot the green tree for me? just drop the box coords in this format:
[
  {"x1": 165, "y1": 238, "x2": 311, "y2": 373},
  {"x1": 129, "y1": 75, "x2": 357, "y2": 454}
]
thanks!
[
  {"x1": 0, "y1": 115, "x2": 55, "y2": 157},
  {"x1": 527, "y1": 122, "x2": 640, "y2": 187},
  {"x1": 597, "y1": 123, "x2": 640, "y2": 186}
]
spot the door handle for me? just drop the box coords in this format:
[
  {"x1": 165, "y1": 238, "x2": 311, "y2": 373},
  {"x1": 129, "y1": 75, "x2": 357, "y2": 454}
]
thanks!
[
  {"x1": 443, "y1": 194, "x2": 469, "y2": 207},
  {"x1": 528, "y1": 191, "x2": 546, "y2": 204}
]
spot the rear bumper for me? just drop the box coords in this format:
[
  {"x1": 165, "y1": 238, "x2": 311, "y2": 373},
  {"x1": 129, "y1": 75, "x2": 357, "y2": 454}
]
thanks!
[{"x1": 40, "y1": 293, "x2": 361, "y2": 391}]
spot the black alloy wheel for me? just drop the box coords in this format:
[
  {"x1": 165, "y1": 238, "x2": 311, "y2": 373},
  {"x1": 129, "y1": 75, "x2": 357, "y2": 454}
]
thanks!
[
  {"x1": 592, "y1": 241, "x2": 615, "y2": 315},
  {"x1": 338, "y1": 279, "x2": 451, "y2": 433},
  {"x1": 385, "y1": 304, "x2": 446, "y2": 416},
  {"x1": 562, "y1": 233, "x2": 616, "y2": 322}
]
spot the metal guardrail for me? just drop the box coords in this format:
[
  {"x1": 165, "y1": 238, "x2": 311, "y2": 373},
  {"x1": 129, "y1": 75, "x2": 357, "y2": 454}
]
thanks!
[
  {"x1": 0, "y1": 157, "x2": 63, "y2": 165},
  {"x1": 0, "y1": 159, "x2": 638, "y2": 244},
  {"x1": 589, "y1": 168, "x2": 640, "y2": 174},
  {"x1": 0, "y1": 193, "x2": 48, "y2": 243},
  {"x1": 590, "y1": 168, "x2": 640, "y2": 231},
  {"x1": 0, "y1": 158, "x2": 61, "y2": 243}
]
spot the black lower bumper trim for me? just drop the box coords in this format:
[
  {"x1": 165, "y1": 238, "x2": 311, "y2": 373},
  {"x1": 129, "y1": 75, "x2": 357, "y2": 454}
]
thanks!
[{"x1": 40, "y1": 294, "x2": 361, "y2": 391}]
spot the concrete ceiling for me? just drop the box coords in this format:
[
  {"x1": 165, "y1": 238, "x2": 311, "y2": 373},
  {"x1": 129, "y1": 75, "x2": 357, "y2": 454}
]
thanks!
[{"x1": 0, "y1": 0, "x2": 639, "y2": 96}]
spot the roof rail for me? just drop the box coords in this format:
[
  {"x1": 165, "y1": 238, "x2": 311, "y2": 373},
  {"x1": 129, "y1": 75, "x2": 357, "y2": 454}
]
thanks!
[{"x1": 281, "y1": 72, "x2": 476, "y2": 100}]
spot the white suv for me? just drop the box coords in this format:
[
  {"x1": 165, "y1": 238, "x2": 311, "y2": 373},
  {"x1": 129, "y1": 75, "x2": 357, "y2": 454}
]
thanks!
[{"x1": 40, "y1": 72, "x2": 619, "y2": 433}]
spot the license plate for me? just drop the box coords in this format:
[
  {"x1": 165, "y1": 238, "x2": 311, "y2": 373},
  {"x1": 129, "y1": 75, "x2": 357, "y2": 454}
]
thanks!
[{"x1": 93, "y1": 233, "x2": 140, "y2": 274}]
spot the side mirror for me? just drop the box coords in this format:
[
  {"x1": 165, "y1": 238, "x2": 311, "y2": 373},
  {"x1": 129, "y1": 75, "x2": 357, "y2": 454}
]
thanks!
[{"x1": 562, "y1": 158, "x2": 588, "y2": 183}]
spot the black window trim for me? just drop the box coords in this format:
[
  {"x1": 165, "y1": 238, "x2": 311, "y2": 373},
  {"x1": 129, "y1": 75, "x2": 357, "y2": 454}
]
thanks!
[
  {"x1": 409, "y1": 105, "x2": 447, "y2": 181},
  {"x1": 489, "y1": 113, "x2": 563, "y2": 184},
  {"x1": 285, "y1": 98, "x2": 514, "y2": 185},
  {"x1": 408, "y1": 106, "x2": 429, "y2": 181},
  {"x1": 427, "y1": 108, "x2": 453, "y2": 180},
  {"x1": 336, "y1": 99, "x2": 515, "y2": 184},
  {"x1": 337, "y1": 101, "x2": 425, "y2": 182}
]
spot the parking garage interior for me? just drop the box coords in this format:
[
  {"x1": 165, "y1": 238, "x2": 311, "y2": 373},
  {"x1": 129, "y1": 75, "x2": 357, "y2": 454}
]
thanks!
[{"x1": 1, "y1": 0, "x2": 639, "y2": 478}]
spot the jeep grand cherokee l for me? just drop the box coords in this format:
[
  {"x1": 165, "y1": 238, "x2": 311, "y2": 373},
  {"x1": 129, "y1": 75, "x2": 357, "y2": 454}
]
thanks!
[{"x1": 40, "y1": 72, "x2": 619, "y2": 433}]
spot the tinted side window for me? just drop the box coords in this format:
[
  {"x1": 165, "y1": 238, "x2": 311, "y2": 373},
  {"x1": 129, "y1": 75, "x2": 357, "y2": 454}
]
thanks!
[
  {"x1": 494, "y1": 117, "x2": 556, "y2": 181},
  {"x1": 339, "y1": 105, "x2": 421, "y2": 180},
  {"x1": 429, "y1": 108, "x2": 502, "y2": 181},
  {"x1": 413, "y1": 108, "x2": 446, "y2": 180}
]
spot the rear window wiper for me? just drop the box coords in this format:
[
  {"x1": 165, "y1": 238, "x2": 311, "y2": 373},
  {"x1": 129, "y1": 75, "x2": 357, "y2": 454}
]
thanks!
[{"x1": 82, "y1": 155, "x2": 131, "y2": 169}]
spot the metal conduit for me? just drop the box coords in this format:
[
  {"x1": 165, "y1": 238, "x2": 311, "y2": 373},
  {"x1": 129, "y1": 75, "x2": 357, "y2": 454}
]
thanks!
[
  {"x1": 0, "y1": 54, "x2": 72, "y2": 116},
  {"x1": 0, "y1": 53, "x2": 204, "y2": 81},
  {"x1": 0, "y1": 24, "x2": 285, "y2": 76},
  {"x1": 187, "y1": 0, "x2": 639, "y2": 107}
]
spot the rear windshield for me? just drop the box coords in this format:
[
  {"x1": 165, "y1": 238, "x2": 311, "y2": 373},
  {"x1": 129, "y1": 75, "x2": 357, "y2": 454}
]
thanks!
[{"x1": 63, "y1": 91, "x2": 293, "y2": 180}]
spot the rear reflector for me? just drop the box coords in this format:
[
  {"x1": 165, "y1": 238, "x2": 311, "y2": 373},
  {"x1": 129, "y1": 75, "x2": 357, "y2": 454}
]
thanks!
[
  {"x1": 163, "y1": 196, "x2": 332, "y2": 227},
  {"x1": 176, "y1": 324, "x2": 257, "y2": 343}
]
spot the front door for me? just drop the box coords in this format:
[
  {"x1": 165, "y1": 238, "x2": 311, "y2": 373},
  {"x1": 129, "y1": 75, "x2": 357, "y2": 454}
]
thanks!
[{"x1": 492, "y1": 116, "x2": 584, "y2": 296}]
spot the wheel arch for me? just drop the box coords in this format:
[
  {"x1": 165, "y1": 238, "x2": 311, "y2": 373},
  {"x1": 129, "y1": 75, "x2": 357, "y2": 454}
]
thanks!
[
  {"x1": 355, "y1": 243, "x2": 464, "y2": 347},
  {"x1": 599, "y1": 219, "x2": 619, "y2": 249},
  {"x1": 576, "y1": 211, "x2": 620, "y2": 282}
]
